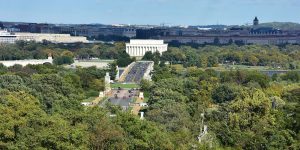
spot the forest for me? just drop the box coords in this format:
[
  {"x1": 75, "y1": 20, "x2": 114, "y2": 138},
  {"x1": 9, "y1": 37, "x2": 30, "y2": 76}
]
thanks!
[{"x1": 0, "y1": 42, "x2": 299, "y2": 149}]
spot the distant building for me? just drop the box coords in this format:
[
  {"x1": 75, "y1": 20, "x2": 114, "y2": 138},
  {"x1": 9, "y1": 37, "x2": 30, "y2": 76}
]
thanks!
[
  {"x1": 0, "y1": 30, "x2": 17, "y2": 43},
  {"x1": 253, "y1": 17, "x2": 259, "y2": 26},
  {"x1": 15, "y1": 32, "x2": 88, "y2": 43},
  {"x1": 0, "y1": 30, "x2": 88, "y2": 43},
  {"x1": 0, "y1": 55, "x2": 53, "y2": 67},
  {"x1": 0, "y1": 22, "x2": 4, "y2": 29},
  {"x1": 126, "y1": 39, "x2": 168, "y2": 57}
]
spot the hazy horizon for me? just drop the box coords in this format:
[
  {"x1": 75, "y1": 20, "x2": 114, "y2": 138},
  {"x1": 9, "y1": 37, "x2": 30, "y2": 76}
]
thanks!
[{"x1": 0, "y1": 0, "x2": 299, "y2": 26}]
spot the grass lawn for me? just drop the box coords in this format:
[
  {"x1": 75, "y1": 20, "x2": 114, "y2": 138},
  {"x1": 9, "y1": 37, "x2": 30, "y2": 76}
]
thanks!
[
  {"x1": 111, "y1": 83, "x2": 140, "y2": 89},
  {"x1": 211, "y1": 64, "x2": 272, "y2": 71}
]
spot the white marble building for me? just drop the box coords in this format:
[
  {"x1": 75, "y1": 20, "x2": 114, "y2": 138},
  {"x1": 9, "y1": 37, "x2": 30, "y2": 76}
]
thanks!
[{"x1": 126, "y1": 39, "x2": 168, "y2": 57}]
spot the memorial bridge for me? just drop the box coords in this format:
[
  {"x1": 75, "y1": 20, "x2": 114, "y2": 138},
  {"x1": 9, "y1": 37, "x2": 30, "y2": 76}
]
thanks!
[{"x1": 118, "y1": 61, "x2": 154, "y2": 83}]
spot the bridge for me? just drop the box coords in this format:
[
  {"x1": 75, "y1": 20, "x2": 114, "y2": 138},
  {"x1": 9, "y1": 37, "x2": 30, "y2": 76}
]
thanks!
[{"x1": 119, "y1": 61, "x2": 154, "y2": 83}]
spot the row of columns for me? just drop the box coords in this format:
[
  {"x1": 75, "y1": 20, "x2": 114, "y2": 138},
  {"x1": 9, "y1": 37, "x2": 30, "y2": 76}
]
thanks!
[{"x1": 126, "y1": 46, "x2": 160, "y2": 56}]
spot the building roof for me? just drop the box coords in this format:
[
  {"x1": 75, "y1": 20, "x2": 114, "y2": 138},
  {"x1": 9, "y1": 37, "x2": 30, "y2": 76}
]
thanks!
[{"x1": 128, "y1": 39, "x2": 165, "y2": 45}]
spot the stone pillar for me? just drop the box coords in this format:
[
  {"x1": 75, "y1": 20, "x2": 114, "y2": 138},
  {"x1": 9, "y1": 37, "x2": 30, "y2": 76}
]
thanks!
[
  {"x1": 104, "y1": 72, "x2": 111, "y2": 94},
  {"x1": 140, "y1": 112, "x2": 144, "y2": 120},
  {"x1": 116, "y1": 65, "x2": 120, "y2": 81},
  {"x1": 132, "y1": 46, "x2": 137, "y2": 56},
  {"x1": 48, "y1": 53, "x2": 53, "y2": 60}
]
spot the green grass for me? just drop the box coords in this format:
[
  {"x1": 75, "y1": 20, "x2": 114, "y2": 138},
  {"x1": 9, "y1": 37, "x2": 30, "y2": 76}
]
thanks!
[
  {"x1": 111, "y1": 83, "x2": 140, "y2": 89},
  {"x1": 211, "y1": 64, "x2": 272, "y2": 71}
]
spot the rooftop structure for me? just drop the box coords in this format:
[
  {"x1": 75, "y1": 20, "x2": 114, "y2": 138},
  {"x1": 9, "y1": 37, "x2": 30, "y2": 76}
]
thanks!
[{"x1": 253, "y1": 17, "x2": 259, "y2": 26}]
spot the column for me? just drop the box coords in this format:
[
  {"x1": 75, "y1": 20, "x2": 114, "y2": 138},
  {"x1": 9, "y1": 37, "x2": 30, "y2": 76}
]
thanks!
[
  {"x1": 140, "y1": 47, "x2": 142, "y2": 56},
  {"x1": 147, "y1": 47, "x2": 149, "y2": 54},
  {"x1": 132, "y1": 47, "x2": 134, "y2": 56}
]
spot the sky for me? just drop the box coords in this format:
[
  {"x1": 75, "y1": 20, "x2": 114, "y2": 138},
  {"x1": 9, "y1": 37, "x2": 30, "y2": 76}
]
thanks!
[{"x1": 0, "y1": 0, "x2": 299, "y2": 26}]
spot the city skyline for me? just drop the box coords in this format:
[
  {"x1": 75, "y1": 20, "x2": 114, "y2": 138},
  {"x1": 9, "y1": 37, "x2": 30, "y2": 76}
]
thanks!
[{"x1": 0, "y1": 0, "x2": 299, "y2": 26}]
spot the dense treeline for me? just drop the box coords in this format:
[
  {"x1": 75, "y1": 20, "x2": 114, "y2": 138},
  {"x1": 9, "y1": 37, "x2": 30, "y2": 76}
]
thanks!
[
  {"x1": 160, "y1": 44, "x2": 300, "y2": 69},
  {"x1": 0, "y1": 41, "x2": 134, "y2": 67},
  {"x1": 141, "y1": 65, "x2": 300, "y2": 149},
  {"x1": 1, "y1": 41, "x2": 299, "y2": 69},
  {"x1": 1, "y1": 63, "x2": 299, "y2": 149},
  {"x1": 0, "y1": 42, "x2": 300, "y2": 149},
  {"x1": 0, "y1": 64, "x2": 180, "y2": 149}
]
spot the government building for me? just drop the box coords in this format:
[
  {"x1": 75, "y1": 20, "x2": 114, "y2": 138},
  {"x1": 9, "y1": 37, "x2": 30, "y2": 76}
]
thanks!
[
  {"x1": 136, "y1": 17, "x2": 300, "y2": 45},
  {"x1": 0, "y1": 29, "x2": 88, "y2": 44},
  {"x1": 126, "y1": 39, "x2": 168, "y2": 57}
]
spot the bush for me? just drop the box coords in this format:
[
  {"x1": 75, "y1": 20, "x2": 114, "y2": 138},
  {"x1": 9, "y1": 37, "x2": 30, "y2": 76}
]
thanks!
[
  {"x1": 281, "y1": 71, "x2": 300, "y2": 82},
  {"x1": 53, "y1": 56, "x2": 74, "y2": 65}
]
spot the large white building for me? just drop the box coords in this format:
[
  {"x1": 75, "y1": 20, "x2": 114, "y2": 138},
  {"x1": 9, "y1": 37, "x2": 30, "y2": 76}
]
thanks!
[
  {"x1": 15, "y1": 32, "x2": 88, "y2": 43},
  {"x1": 126, "y1": 39, "x2": 168, "y2": 57},
  {"x1": 0, "y1": 30, "x2": 88, "y2": 44},
  {"x1": 0, "y1": 55, "x2": 53, "y2": 67},
  {"x1": 0, "y1": 30, "x2": 17, "y2": 43}
]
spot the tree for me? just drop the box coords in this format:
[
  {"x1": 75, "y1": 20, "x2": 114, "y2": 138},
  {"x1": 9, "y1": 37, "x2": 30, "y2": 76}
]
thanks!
[
  {"x1": 281, "y1": 71, "x2": 300, "y2": 82},
  {"x1": 116, "y1": 51, "x2": 134, "y2": 67},
  {"x1": 140, "y1": 79, "x2": 153, "y2": 92},
  {"x1": 53, "y1": 56, "x2": 74, "y2": 65},
  {"x1": 142, "y1": 51, "x2": 154, "y2": 60},
  {"x1": 207, "y1": 56, "x2": 219, "y2": 67},
  {"x1": 247, "y1": 55, "x2": 259, "y2": 66},
  {"x1": 90, "y1": 117, "x2": 127, "y2": 150},
  {"x1": 212, "y1": 84, "x2": 237, "y2": 103}
]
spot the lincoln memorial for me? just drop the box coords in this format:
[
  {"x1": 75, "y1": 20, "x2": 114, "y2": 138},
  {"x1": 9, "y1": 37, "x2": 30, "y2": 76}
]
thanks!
[{"x1": 126, "y1": 39, "x2": 168, "y2": 57}]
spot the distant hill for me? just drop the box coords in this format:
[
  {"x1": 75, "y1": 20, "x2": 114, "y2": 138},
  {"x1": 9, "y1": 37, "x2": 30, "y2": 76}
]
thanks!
[{"x1": 257, "y1": 22, "x2": 300, "y2": 30}]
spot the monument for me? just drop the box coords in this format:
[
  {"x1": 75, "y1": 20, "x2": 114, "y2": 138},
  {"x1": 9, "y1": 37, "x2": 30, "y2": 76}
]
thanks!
[
  {"x1": 140, "y1": 112, "x2": 145, "y2": 120},
  {"x1": 115, "y1": 65, "x2": 120, "y2": 81},
  {"x1": 104, "y1": 72, "x2": 111, "y2": 94},
  {"x1": 126, "y1": 39, "x2": 168, "y2": 57}
]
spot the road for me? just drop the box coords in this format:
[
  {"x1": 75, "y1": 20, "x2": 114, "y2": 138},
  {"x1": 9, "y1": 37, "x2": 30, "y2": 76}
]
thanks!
[{"x1": 103, "y1": 89, "x2": 138, "y2": 110}]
